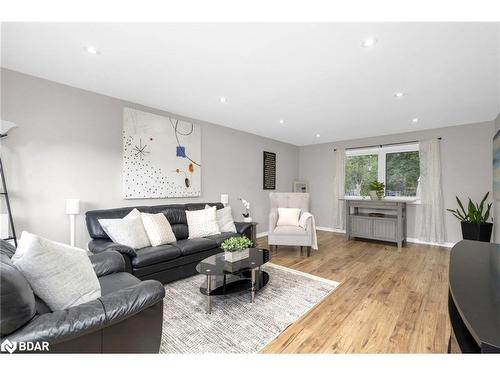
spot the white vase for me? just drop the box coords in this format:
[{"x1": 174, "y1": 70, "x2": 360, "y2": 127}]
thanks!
[
  {"x1": 243, "y1": 216, "x2": 253, "y2": 223},
  {"x1": 224, "y1": 248, "x2": 250, "y2": 262}
]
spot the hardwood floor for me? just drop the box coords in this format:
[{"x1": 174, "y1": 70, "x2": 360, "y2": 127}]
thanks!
[{"x1": 258, "y1": 231, "x2": 451, "y2": 353}]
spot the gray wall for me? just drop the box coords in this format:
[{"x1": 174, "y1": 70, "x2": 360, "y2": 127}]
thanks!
[
  {"x1": 299, "y1": 121, "x2": 495, "y2": 244},
  {"x1": 1, "y1": 69, "x2": 299, "y2": 248}
]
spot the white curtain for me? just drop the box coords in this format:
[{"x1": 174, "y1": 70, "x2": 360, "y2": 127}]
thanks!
[
  {"x1": 415, "y1": 139, "x2": 445, "y2": 244},
  {"x1": 333, "y1": 148, "x2": 346, "y2": 230}
]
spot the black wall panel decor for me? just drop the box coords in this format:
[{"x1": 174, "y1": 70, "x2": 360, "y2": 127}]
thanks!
[{"x1": 263, "y1": 151, "x2": 276, "y2": 190}]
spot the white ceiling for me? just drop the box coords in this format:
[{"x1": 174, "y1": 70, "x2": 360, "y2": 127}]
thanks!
[{"x1": 1, "y1": 22, "x2": 499, "y2": 146}]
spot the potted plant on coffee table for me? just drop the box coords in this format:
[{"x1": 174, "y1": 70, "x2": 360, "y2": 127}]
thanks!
[
  {"x1": 221, "y1": 236, "x2": 253, "y2": 262},
  {"x1": 369, "y1": 180, "x2": 385, "y2": 200},
  {"x1": 447, "y1": 192, "x2": 493, "y2": 242}
]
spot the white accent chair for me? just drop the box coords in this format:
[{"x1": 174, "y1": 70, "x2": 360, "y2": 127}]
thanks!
[{"x1": 268, "y1": 192, "x2": 315, "y2": 257}]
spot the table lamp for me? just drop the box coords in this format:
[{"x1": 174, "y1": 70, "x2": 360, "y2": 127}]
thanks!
[{"x1": 66, "y1": 199, "x2": 80, "y2": 247}]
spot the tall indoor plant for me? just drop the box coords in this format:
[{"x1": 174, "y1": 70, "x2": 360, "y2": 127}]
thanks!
[{"x1": 447, "y1": 192, "x2": 493, "y2": 242}]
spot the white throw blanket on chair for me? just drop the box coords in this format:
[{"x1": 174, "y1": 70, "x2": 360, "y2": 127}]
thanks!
[{"x1": 299, "y1": 212, "x2": 318, "y2": 250}]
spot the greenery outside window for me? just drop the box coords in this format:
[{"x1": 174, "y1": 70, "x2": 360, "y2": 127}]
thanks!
[{"x1": 345, "y1": 143, "x2": 420, "y2": 198}]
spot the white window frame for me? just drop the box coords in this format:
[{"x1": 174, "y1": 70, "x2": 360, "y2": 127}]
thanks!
[{"x1": 345, "y1": 143, "x2": 419, "y2": 199}]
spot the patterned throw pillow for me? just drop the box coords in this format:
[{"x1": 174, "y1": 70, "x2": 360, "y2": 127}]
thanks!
[
  {"x1": 98, "y1": 208, "x2": 151, "y2": 249},
  {"x1": 186, "y1": 206, "x2": 221, "y2": 239},
  {"x1": 141, "y1": 212, "x2": 177, "y2": 246},
  {"x1": 206, "y1": 205, "x2": 237, "y2": 233}
]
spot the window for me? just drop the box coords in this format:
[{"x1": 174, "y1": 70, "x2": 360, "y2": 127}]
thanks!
[{"x1": 345, "y1": 143, "x2": 420, "y2": 198}]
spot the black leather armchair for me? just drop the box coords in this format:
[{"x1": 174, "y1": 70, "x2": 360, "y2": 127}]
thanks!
[{"x1": 0, "y1": 239, "x2": 165, "y2": 353}]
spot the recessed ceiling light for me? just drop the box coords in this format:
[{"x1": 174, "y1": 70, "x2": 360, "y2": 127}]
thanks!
[
  {"x1": 316, "y1": 134, "x2": 321, "y2": 138},
  {"x1": 394, "y1": 92, "x2": 405, "y2": 98},
  {"x1": 86, "y1": 46, "x2": 99, "y2": 55},
  {"x1": 361, "y1": 38, "x2": 378, "y2": 48},
  {"x1": 412, "y1": 118, "x2": 419, "y2": 123},
  {"x1": 279, "y1": 119, "x2": 284, "y2": 125},
  {"x1": 220, "y1": 97, "x2": 227, "y2": 103}
]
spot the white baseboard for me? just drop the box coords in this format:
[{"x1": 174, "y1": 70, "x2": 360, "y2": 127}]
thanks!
[
  {"x1": 257, "y1": 227, "x2": 454, "y2": 248},
  {"x1": 315, "y1": 227, "x2": 453, "y2": 248}
]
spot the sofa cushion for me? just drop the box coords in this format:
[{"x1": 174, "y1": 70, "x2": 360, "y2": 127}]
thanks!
[
  {"x1": 141, "y1": 212, "x2": 177, "y2": 246},
  {"x1": 272, "y1": 225, "x2": 309, "y2": 237},
  {"x1": 131, "y1": 245, "x2": 181, "y2": 268},
  {"x1": 204, "y1": 232, "x2": 241, "y2": 246},
  {"x1": 86, "y1": 206, "x2": 150, "y2": 239},
  {"x1": 170, "y1": 238, "x2": 218, "y2": 256},
  {"x1": 99, "y1": 272, "x2": 140, "y2": 296},
  {"x1": 186, "y1": 206, "x2": 220, "y2": 239},
  {"x1": 161, "y1": 206, "x2": 189, "y2": 240}
]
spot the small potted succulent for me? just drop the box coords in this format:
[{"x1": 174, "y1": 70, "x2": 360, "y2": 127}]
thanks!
[
  {"x1": 221, "y1": 236, "x2": 253, "y2": 262},
  {"x1": 369, "y1": 181, "x2": 385, "y2": 200}
]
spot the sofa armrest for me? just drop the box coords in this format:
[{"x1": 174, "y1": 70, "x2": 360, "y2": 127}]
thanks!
[
  {"x1": 3, "y1": 280, "x2": 165, "y2": 348},
  {"x1": 88, "y1": 239, "x2": 137, "y2": 258},
  {"x1": 234, "y1": 222, "x2": 252, "y2": 238},
  {"x1": 89, "y1": 250, "x2": 126, "y2": 277},
  {"x1": 269, "y1": 211, "x2": 278, "y2": 234},
  {"x1": 3, "y1": 298, "x2": 107, "y2": 345},
  {"x1": 299, "y1": 212, "x2": 315, "y2": 234},
  {"x1": 99, "y1": 280, "x2": 165, "y2": 324}
]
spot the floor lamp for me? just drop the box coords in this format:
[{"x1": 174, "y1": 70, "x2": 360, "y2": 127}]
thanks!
[
  {"x1": 0, "y1": 120, "x2": 18, "y2": 246},
  {"x1": 66, "y1": 199, "x2": 80, "y2": 247}
]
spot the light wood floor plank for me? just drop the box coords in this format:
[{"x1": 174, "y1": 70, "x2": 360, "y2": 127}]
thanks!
[{"x1": 259, "y1": 231, "x2": 451, "y2": 353}]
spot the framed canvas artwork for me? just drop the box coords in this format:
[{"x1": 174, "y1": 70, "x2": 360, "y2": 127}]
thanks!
[{"x1": 123, "y1": 108, "x2": 201, "y2": 198}]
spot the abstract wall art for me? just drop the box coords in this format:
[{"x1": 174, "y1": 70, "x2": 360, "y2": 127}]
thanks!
[{"x1": 123, "y1": 108, "x2": 201, "y2": 199}]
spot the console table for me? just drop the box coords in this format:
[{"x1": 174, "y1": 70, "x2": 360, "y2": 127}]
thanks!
[
  {"x1": 448, "y1": 240, "x2": 500, "y2": 353},
  {"x1": 345, "y1": 198, "x2": 407, "y2": 248}
]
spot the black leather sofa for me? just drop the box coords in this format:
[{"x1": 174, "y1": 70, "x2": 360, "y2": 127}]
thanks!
[
  {"x1": 0, "y1": 239, "x2": 165, "y2": 353},
  {"x1": 86, "y1": 202, "x2": 252, "y2": 284}
]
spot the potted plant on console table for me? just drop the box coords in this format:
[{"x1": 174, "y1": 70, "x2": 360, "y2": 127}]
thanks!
[
  {"x1": 369, "y1": 181, "x2": 385, "y2": 200},
  {"x1": 221, "y1": 236, "x2": 253, "y2": 262},
  {"x1": 447, "y1": 192, "x2": 493, "y2": 242}
]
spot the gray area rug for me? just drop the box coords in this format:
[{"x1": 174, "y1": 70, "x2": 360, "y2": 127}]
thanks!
[{"x1": 160, "y1": 263, "x2": 339, "y2": 353}]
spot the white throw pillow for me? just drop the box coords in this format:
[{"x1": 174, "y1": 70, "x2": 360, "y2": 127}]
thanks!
[
  {"x1": 205, "y1": 205, "x2": 237, "y2": 233},
  {"x1": 141, "y1": 212, "x2": 177, "y2": 246},
  {"x1": 12, "y1": 231, "x2": 101, "y2": 311},
  {"x1": 99, "y1": 208, "x2": 151, "y2": 249},
  {"x1": 186, "y1": 206, "x2": 221, "y2": 239},
  {"x1": 276, "y1": 208, "x2": 301, "y2": 227}
]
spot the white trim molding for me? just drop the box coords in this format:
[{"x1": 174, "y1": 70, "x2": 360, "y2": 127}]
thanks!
[{"x1": 257, "y1": 227, "x2": 454, "y2": 248}]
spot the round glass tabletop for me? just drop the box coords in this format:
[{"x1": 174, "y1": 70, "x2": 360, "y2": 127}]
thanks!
[{"x1": 196, "y1": 248, "x2": 271, "y2": 276}]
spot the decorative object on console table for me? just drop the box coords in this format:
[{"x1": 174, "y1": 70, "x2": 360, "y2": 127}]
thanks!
[
  {"x1": 0, "y1": 120, "x2": 18, "y2": 246},
  {"x1": 446, "y1": 192, "x2": 493, "y2": 242},
  {"x1": 122, "y1": 108, "x2": 201, "y2": 199},
  {"x1": 221, "y1": 236, "x2": 253, "y2": 262},
  {"x1": 239, "y1": 198, "x2": 252, "y2": 222},
  {"x1": 345, "y1": 198, "x2": 407, "y2": 248},
  {"x1": 66, "y1": 199, "x2": 80, "y2": 247},
  {"x1": 220, "y1": 193, "x2": 229, "y2": 207},
  {"x1": 263, "y1": 151, "x2": 276, "y2": 190},
  {"x1": 368, "y1": 180, "x2": 385, "y2": 200}
]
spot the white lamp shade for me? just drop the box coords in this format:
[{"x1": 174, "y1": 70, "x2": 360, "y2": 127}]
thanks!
[
  {"x1": 66, "y1": 199, "x2": 80, "y2": 215},
  {"x1": 0, "y1": 120, "x2": 17, "y2": 136},
  {"x1": 220, "y1": 194, "x2": 229, "y2": 205}
]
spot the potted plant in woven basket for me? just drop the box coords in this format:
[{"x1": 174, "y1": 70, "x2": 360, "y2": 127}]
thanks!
[
  {"x1": 221, "y1": 236, "x2": 253, "y2": 262},
  {"x1": 447, "y1": 192, "x2": 493, "y2": 242}
]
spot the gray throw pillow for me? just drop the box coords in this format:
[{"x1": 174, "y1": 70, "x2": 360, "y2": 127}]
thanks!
[{"x1": 12, "y1": 231, "x2": 101, "y2": 311}]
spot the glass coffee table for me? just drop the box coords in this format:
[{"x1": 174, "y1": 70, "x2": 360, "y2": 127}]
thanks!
[{"x1": 196, "y1": 248, "x2": 272, "y2": 314}]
